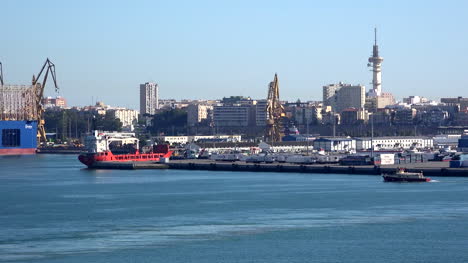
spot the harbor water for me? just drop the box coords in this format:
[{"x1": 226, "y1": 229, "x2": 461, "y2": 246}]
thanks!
[{"x1": 1, "y1": 154, "x2": 468, "y2": 262}]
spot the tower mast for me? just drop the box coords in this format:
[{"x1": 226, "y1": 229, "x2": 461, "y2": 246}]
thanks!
[{"x1": 368, "y1": 28, "x2": 384, "y2": 97}]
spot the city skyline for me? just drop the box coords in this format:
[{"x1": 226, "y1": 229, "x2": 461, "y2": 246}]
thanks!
[{"x1": 2, "y1": 0, "x2": 467, "y2": 109}]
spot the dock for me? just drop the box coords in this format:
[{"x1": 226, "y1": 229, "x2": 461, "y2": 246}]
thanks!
[{"x1": 88, "y1": 159, "x2": 468, "y2": 177}]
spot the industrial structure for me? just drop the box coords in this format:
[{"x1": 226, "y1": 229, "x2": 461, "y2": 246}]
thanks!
[
  {"x1": 265, "y1": 73, "x2": 285, "y2": 142},
  {"x1": 0, "y1": 59, "x2": 58, "y2": 144},
  {"x1": 32, "y1": 59, "x2": 59, "y2": 143},
  {"x1": 0, "y1": 61, "x2": 3, "y2": 85}
]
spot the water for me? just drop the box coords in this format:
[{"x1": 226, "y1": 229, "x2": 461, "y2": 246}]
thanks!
[{"x1": 1, "y1": 155, "x2": 468, "y2": 263}]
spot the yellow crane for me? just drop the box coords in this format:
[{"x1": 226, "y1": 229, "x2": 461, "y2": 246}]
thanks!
[
  {"x1": 265, "y1": 73, "x2": 285, "y2": 142},
  {"x1": 32, "y1": 58, "x2": 58, "y2": 144}
]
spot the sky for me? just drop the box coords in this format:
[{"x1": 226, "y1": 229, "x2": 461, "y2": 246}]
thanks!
[{"x1": 1, "y1": 0, "x2": 467, "y2": 110}]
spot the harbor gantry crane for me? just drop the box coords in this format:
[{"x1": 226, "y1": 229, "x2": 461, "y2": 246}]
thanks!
[
  {"x1": 32, "y1": 58, "x2": 58, "y2": 144},
  {"x1": 265, "y1": 73, "x2": 285, "y2": 143}
]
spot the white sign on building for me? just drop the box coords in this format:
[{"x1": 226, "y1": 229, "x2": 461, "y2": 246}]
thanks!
[{"x1": 380, "y1": 154, "x2": 395, "y2": 165}]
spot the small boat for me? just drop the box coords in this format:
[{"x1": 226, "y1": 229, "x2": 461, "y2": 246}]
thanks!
[{"x1": 382, "y1": 168, "x2": 431, "y2": 182}]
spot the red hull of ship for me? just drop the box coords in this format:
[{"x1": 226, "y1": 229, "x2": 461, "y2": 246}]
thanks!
[
  {"x1": 0, "y1": 148, "x2": 36, "y2": 155},
  {"x1": 79, "y1": 150, "x2": 173, "y2": 168}
]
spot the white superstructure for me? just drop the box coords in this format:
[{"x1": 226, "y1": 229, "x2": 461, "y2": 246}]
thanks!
[{"x1": 84, "y1": 131, "x2": 138, "y2": 153}]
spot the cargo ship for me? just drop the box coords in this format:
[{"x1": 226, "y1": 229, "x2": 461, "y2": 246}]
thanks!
[
  {"x1": 78, "y1": 131, "x2": 172, "y2": 168},
  {"x1": 0, "y1": 120, "x2": 37, "y2": 155},
  {"x1": 382, "y1": 168, "x2": 431, "y2": 182}
]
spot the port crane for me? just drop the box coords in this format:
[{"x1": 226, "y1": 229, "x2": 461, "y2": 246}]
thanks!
[
  {"x1": 32, "y1": 58, "x2": 58, "y2": 144},
  {"x1": 0, "y1": 61, "x2": 3, "y2": 85},
  {"x1": 265, "y1": 73, "x2": 285, "y2": 142}
]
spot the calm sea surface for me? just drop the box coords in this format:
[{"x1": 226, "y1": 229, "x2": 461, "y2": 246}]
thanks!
[{"x1": 1, "y1": 154, "x2": 468, "y2": 262}]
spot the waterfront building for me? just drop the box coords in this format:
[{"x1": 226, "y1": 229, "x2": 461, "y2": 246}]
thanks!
[
  {"x1": 355, "y1": 137, "x2": 433, "y2": 151},
  {"x1": 433, "y1": 134, "x2": 461, "y2": 149},
  {"x1": 313, "y1": 137, "x2": 356, "y2": 152},
  {"x1": 323, "y1": 82, "x2": 366, "y2": 113},
  {"x1": 155, "y1": 135, "x2": 241, "y2": 145},
  {"x1": 437, "y1": 126, "x2": 468, "y2": 135},
  {"x1": 139, "y1": 82, "x2": 159, "y2": 115}
]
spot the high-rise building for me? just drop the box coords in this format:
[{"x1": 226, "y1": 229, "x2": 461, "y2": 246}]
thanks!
[
  {"x1": 139, "y1": 82, "x2": 159, "y2": 115},
  {"x1": 323, "y1": 83, "x2": 365, "y2": 113}
]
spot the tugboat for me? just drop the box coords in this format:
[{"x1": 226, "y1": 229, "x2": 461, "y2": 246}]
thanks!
[
  {"x1": 382, "y1": 168, "x2": 431, "y2": 182},
  {"x1": 78, "y1": 131, "x2": 172, "y2": 168}
]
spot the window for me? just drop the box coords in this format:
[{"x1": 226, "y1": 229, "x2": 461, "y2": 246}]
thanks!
[{"x1": 2, "y1": 129, "x2": 21, "y2": 147}]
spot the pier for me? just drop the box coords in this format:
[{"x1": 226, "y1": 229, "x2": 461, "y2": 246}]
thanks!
[{"x1": 89, "y1": 159, "x2": 468, "y2": 177}]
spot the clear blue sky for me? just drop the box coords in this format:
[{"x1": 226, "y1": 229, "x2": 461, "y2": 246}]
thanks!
[{"x1": 2, "y1": 0, "x2": 467, "y2": 109}]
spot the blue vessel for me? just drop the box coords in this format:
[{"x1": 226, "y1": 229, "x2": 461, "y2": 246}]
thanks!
[{"x1": 0, "y1": 120, "x2": 37, "y2": 155}]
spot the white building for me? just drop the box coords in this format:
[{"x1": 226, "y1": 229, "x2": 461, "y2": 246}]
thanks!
[
  {"x1": 355, "y1": 137, "x2": 434, "y2": 150},
  {"x1": 140, "y1": 82, "x2": 159, "y2": 115},
  {"x1": 313, "y1": 138, "x2": 356, "y2": 152},
  {"x1": 109, "y1": 108, "x2": 139, "y2": 131},
  {"x1": 155, "y1": 135, "x2": 242, "y2": 145}
]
